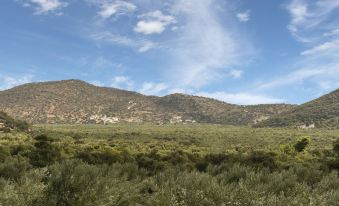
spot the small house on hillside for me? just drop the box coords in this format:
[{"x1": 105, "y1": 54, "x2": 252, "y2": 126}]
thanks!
[{"x1": 299, "y1": 123, "x2": 315, "y2": 130}]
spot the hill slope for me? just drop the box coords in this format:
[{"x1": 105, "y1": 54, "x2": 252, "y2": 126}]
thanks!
[
  {"x1": 0, "y1": 111, "x2": 29, "y2": 132},
  {"x1": 0, "y1": 80, "x2": 295, "y2": 125},
  {"x1": 257, "y1": 89, "x2": 339, "y2": 128}
]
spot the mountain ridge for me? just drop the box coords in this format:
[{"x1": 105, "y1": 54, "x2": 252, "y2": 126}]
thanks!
[
  {"x1": 0, "y1": 79, "x2": 296, "y2": 125},
  {"x1": 256, "y1": 89, "x2": 339, "y2": 128}
]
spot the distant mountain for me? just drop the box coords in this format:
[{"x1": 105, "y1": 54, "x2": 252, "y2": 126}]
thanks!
[
  {"x1": 0, "y1": 80, "x2": 295, "y2": 125},
  {"x1": 256, "y1": 89, "x2": 339, "y2": 128}
]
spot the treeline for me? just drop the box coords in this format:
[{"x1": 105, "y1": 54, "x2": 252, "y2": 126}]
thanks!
[{"x1": 0, "y1": 133, "x2": 339, "y2": 205}]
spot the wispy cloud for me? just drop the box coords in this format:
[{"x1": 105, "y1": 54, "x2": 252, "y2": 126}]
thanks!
[
  {"x1": 21, "y1": 0, "x2": 68, "y2": 15},
  {"x1": 167, "y1": 0, "x2": 253, "y2": 88},
  {"x1": 236, "y1": 10, "x2": 251, "y2": 22},
  {"x1": 286, "y1": 0, "x2": 339, "y2": 42},
  {"x1": 139, "y1": 82, "x2": 168, "y2": 95},
  {"x1": 259, "y1": 0, "x2": 339, "y2": 94},
  {"x1": 0, "y1": 74, "x2": 34, "y2": 90},
  {"x1": 88, "y1": 0, "x2": 136, "y2": 19},
  {"x1": 228, "y1": 70, "x2": 243, "y2": 79},
  {"x1": 90, "y1": 32, "x2": 157, "y2": 52},
  {"x1": 324, "y1": 28, "x2": 339, "y2": 37},
  {"x1": 195, "y1": 91, "x2": 283, "y2": 105},
  {"x1": 134, "y1": 10, "x2": 176, "y2": 35},
  {"x1": 111, "y1": 76, "x2": 134, "y2": 90},
  {"x1": 300, "y1": 40, "x2": 339, "y2": 56},
  {"x1": 256, "y1": 67, "x2": 336, "y2": 90},
  {"x1": 90, "y1": 80, "x2": 105, "y2": 87}
]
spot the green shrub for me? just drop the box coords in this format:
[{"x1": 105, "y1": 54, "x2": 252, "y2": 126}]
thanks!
[
  {"x1": 0, "y1": 146, "x2": 11, "y2": 162},
  {"x1": 76, "y1": 149, "x2": 122, "y2": 165},
  {"x1": 294, "y1": 137, "x2": 310, "y2": 152},
  {"x1": 0, "y1": 169, "x2": 46, "y2": 206},
  {"x1": 0, "y1": 156, "x2": 31, "y2": 180},
  {"x1": 136, "y1": 155, "x2": 165, "y2": 176},
  {"x1": 39, "y1": 160, "x2": 112, "y2": 206},
  {"x1": 333, "y1": 139, "x2": 339, "y2": 156},
  {"x1": 39, "y1": 160, "x2": 144, "y2": 206},
  {"x1": 247, "y1": 151, "x2": 277, "y2": 170},
  {"x1": 29, "y1": 134, "x2": 62, "y2": 167}
]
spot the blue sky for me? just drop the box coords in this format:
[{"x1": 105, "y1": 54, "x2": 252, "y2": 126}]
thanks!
[{"x1": 1, "y1": 0, "x2": 339, "y2": 105}]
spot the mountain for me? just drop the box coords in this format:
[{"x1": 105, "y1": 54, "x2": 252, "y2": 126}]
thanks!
[
  {"x1": 256, "y1": 89, "x2": 339, "y2": 128},
  {"x1": 0, "y1": 80, "x2": 295, "y2": 125}
]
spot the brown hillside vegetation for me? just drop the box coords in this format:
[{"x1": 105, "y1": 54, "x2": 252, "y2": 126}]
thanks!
[{"x1": 0, "y1": 80, "x2": 295, "y2": 125}]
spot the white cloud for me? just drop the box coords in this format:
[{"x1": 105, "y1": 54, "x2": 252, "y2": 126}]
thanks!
[
  {"x1": 22, "y1": 0, "x2": 68, "y2": 15},
  {"x1": 228, "y1": 70, "x2": 243, "y2": 79},
  {"x1": 256, "y1": 68, "x2": 328, "y2": 90},
  {"x1": 255, "y1": 60, "x2": 339, "y2": 94},
  {"x1": 96, "y1": 0, "x2": 136, "y2": 19},
  {"x1": 301, "y1": 40, "x2": 339, "y2": 56},
  {"x1": 236, "y1": 10, "x2": 251, "y2": 22},
  {"x1": 324, "y1": 28, "x2": 339, "y2": 37},
  {"x1": 134, "y1": 21, "x2": 166, "y2": 35},
  {"x1": 265, "y1": 0, "x2": 339, "y2": 94},
  {"x1": 195, "y1": 91, "x2": 283, "y2": 105},
  {"x1": 111, "y1": 76, "x2": 134, "y2": 90},
  {"x1": 90, "y1": 80, "x2": 105, "y2": 87},
  {"x1": 139, "y1": 82, "x2": 168, "y2": 95},
  {"x1": 286, "y1": 0, "x2": 339, "y2": 42},
  {"x1": 134, "y1": 10, "x2": 176, "y2": 35},
  {"x1": 167, "y1": 0, "x2": 253, "y2": 88},
  {"x1": 137, "y1": 41, "x2": 157, "y2": 52},
  {"x1": 91, "y1": 56, "x2": 125, "y2": 70},
  {"x1": 0, "y1": 74, "x2": 34, "y2": 90},
  {"x1": 287, "y1": 0, "x2": 308, "y2": 32},
  {"x1": 90, "y1": 32, "x2": 156, "y2": 52}
]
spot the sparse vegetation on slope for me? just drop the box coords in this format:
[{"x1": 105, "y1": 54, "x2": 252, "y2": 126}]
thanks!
[
  {"x1": 0, "y1": 112, "x2": 30, "y2": 133},
  {"x1": 257, "y1": 89, "x2": 339, "y2": 128},
  {"x1": 0, "y1": 80, "x2": 296, "y2": 125}
]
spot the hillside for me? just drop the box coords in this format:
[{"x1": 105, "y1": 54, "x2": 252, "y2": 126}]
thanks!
[
  {"x1": 0, "y1": 111, "x2": 29, "y2": 132},
  {"x1": 257, "y1": 89, "x2": 339, "y2": 128},
  {"x1": 0, "y1": 80, "x2": 295, "y2": 125}
]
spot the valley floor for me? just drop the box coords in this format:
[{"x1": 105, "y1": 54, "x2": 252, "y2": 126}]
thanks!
[
  {"x1": 34, "y1": 123, "x2": 339, "y2": 154},
  {"x1": 0, "y1": 124, "x2": 338, "y2": 205}
]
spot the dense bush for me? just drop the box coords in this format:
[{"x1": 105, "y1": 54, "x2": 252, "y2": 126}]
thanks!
[
  {"x1": 0, "y1": 124, "x2": 339, "y2": 205},
  {"x1": 0, "y1": 152, "x2": 337, "y2": 205},
  {"x1": 29, "y1": 134, "x2": 62, "y2": 167},
  {"x1": 294, "y1": 136, "x2": 310, "y2": 152},
  {"x1": 37, "y1": 160, "x2": 114, "y2": 206},
  {"x1": 0, "y1": 156, "x2": 31, "y2": 180},
  {"x1": 0, "y1": 146, "x2": 11, "y2": 162},
  {"x1": 333, "y1": 139, "x2": 339, "y2": 156}
]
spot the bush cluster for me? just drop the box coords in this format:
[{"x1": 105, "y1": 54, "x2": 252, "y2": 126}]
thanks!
[{"x1": 0, "y1": 131, "x2": 338, "y2": 205}]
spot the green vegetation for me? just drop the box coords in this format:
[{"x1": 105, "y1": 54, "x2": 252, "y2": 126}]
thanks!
[
  {"x1": 294, "y1": 136, "x2": 310, "y2": 152},
  {"x1": 0, "y1": 123, "x2": 338, "y2": 205}
]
